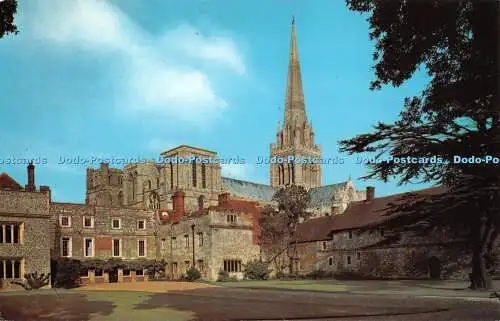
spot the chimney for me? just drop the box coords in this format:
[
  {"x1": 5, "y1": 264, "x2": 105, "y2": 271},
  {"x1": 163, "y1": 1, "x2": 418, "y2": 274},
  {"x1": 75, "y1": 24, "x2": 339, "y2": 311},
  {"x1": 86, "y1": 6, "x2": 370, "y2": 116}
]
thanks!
[
  {"x1": 218, "y1": 192, "x2": 230, "y2": 206},
  {"x1": 366, "y1": 186, "x2": 375, "y2": 201},
  {"x1": 331, "y1": 206, "x2": 337, "y2": 215},
  {"x1": 171, "y1": 190, "x2": 185, "y2": 218},
  {"x1": 26, "y1": 161, "x2": 35, "y2": 192},
  {"x1": 40, "y1": 186, "x2": 51, "y2": 202}
]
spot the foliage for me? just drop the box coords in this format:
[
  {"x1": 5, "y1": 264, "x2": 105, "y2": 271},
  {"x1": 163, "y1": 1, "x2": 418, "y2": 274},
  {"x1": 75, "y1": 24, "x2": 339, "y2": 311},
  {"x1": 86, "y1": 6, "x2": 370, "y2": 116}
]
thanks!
[
  {"x1": 0, "y1": 0, "x2": 18, "y2": 39},
  {"x1": 306, "y1": 269, "x2": 328, "y2": 280},
  {"x1": 53, "y1": 258, "x2": 82, "y2": 289},
  {"x1": 11, "y1": 272, "x2": 50, "y2": 290},
  {"x1": 259, "y1": 185, "x2": 311, "y2": 274},
  {"x1": 342, "y1": 0, "x2": 499, "y2": 289},
  {"x1": 243, "y1": 260, "x2": 272, "y2": 280},
  {"x1": 184, "y1": 267, "x2": 201, "y2": 281},
  {"x1": 217, "y1": 270, "x2": 238, "y2": 282}
]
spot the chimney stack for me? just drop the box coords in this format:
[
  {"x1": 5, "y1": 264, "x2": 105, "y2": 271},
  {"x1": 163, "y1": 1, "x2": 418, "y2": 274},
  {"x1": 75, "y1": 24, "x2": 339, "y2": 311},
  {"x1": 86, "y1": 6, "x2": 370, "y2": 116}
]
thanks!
[
  {"x1": 366, "y1": 186, "x2": 375, "y2": 201},
  {"x1": 26, "y1": 161, "x2": 35, "y2": 192},
  {"x1": 171, "y1": 190, "x2": 185, "y2": 218},
  {"x1": 331, "y1": 206, "x2": 337, "y2": 215},
  {"x1": 40, "y1": 186, "x2": 51, "y2": 202},
  {"x1": 218, "y1": 192, "x2": 230, "y2": 206}
]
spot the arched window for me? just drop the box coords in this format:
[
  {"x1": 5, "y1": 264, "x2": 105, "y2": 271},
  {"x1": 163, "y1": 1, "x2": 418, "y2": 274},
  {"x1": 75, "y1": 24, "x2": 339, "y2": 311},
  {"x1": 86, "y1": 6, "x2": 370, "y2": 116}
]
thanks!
[
  {"x1": 201, "y1": 164, "x2": 206, "y2": 188},
  {"x1": 192, "y1": 162, "x2": 197, "y2": 187}
]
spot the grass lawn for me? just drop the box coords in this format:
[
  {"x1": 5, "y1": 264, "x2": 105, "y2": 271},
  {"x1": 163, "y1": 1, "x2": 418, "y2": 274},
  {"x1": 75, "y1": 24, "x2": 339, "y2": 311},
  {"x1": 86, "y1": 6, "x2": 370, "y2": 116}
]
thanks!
[
  {"x1": 218, "y1": 279, "x2": 350, "y2": 292},
  {"x1": 0, "y1": 290, "x2": 194, "y2": 321}
]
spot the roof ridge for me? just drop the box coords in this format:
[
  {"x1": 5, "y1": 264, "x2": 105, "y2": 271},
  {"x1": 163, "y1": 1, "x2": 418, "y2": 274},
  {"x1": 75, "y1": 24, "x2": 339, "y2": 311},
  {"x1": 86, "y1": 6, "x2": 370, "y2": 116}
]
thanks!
[{"x1": 349, "y1": 185, "x2": 443, "y2": 204}]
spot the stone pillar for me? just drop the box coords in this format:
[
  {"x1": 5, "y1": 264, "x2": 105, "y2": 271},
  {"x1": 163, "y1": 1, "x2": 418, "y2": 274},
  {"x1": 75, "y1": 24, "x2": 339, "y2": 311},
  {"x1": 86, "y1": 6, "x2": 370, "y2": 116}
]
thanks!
[
  {"x1": 2, "y1": 225, "x2": 5, "y2": 243},
  {"x1": 11, "y1": 261, "x2": 15, "y2": 278},
  {"x1": 89, "y1": 270, "x2": 95, "y2": 284},
  {"x1": 104, "y1": 272, "x2": 109, "y2": 283},
  {"x1": 10, "y1": 225, "x2": 14, "y2": 244},
  {"x1": 143, "y1": 269, "x2": 148, "y2": 282},
  {"x1": 1, "y1": 260, "x2": 5, "y2": 278},
  {"x1": 118, "y1": 268, "x2": 124, "y2": 283},
  {"x1": 20, "y1": 258, "x2": 25, "y2": 279}
]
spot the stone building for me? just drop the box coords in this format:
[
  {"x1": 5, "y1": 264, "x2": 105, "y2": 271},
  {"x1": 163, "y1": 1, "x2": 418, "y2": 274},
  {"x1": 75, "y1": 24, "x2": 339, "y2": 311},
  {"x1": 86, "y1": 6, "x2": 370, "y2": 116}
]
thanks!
[
  {"x1": 292, "y1": 186, "x2": 500, "y2": 279},
  {"x1": 0, "y1": 167, "x2": 52, "y2": 288}
]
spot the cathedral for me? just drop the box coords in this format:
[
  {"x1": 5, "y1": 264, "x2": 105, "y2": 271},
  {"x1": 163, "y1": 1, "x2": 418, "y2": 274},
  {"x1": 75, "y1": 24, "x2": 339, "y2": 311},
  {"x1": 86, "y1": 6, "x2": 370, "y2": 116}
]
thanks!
[{"x1": 85, "y1": 18, "x2": 366, "y2": 217}]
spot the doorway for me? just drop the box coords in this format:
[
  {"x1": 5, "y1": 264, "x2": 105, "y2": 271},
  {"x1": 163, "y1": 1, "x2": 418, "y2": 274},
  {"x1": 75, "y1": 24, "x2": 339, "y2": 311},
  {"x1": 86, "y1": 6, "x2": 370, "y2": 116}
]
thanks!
[
  {"x1": 428, "y1": 256, "x2": 441, "y2": 279},
  {"x1": 109, "y1": 268, "x2": 118, "y2": 283}
]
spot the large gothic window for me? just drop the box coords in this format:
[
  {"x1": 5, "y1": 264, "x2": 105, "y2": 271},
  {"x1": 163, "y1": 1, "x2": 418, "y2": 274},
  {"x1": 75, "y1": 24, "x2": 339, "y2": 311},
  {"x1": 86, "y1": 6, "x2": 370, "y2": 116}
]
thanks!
[
  {"x1": 192, "y1": 162, "x2": 197, "y2": 187},
  {"x1": 201, "y1": 164, "x2": 206, "y2": 189}
]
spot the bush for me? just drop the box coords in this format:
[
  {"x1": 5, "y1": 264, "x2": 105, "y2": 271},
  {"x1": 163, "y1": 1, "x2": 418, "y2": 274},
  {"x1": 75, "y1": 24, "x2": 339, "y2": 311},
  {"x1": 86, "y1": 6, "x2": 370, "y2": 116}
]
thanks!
[
  {"x1": 11, "y1": 272, "x2": 50, "y2": 290},
  {"x1": 53, "y1": 258, "x2": 81, "y2": 289},
  {"x1": 306, "y1": 269, "x2": 327, "y2": 280},
  {"x1": 244, "y1": 260, "x2": 272, "y2": 280},
  {"x1": 184, "y1": 267, "x2": 201, "y2": 281},
  {"x1": 217, "y1": 270, "x2": 238, "y2": 282}
]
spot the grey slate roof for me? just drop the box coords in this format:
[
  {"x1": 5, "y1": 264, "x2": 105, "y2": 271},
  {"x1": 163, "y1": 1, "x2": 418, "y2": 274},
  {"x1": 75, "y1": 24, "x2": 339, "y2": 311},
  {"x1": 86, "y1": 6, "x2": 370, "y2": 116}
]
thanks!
[
  {"x1": 308, "y1": 182, "x2": 347, "y2": 206},
  {"x1": 221, "y1": 177, "x2": 278, "y2": 202},
  {"x1": 222, "y1": 177, "x2": 348, "y2": 205}
]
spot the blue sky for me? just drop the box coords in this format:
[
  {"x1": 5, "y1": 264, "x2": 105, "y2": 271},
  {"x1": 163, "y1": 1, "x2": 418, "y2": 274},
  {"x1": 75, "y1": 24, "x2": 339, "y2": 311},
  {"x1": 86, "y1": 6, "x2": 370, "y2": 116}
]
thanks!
[{"x1": 0, "y1": 0, "x2": 431, "y2": 202}]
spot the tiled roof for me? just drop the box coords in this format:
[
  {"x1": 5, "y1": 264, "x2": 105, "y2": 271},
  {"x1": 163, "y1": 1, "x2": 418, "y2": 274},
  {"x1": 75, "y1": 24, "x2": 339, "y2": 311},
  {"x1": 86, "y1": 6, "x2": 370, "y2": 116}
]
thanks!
[
  {"x1": 0, "y1": 172, "x2": 23, "y2": 191},
  {"x1": 221, "y1": 177, "x2": 278, "y2": 202},
  {"x1": 292, "y1": 215, "x2": 337, "y2": 243},
  {"x1": 292, "y1": 186, "x2": 446, "y2": 243},
  {"x1": 308, "y1": 182, "x2": 347, "y2": 206},
  {"x1": 329, "y1": 186, "x2": 447, "y2": 233}
]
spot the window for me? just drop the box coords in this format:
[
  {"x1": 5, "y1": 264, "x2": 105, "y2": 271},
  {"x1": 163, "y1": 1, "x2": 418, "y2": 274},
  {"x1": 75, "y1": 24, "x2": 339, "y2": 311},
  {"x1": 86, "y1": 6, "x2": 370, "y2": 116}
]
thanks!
[
  {"x1": 201, "y1": 164, "x2": 206, "y2": 188},
  {"x1": 198, "y1": 195, "x2": 205, "y2": 209},
  {"x1": 83, "y1": 216, "x2": 94, "y2": 228},
  {"x1": 170, "y1": 163, "x2": 174, "y2": 189},
  {"x1": 227, "y1": 214, "x2": 237, "y2": 223},
  {"x1": 347, "y1": 256, "x2": 352, "y2": 265},
  {"x1": 161, "y1": 238, "x2": 166, "y2": 250},
  {"x1": 171, "y1": 237, "x2": 177, "y2": 248},
  {"x1": 184, "y1": 235, "x2": 189, "y2": 248},
  {"x1": 0, "y1": 223, "x2": 22, "y2": 244},
  {"x1": 84, "y1": 238, "x2": 94, "y2": 257},
  {"x1": 112, "y1": 239, "x2": 121, "y2": 257},
  {"x1": 0, "y1": 259, "x2": 22, "y2": 279},
  {"x1": 60, "y1": 215, "x2": 71, "y2": 227},
  {"x1": 380, "y1": 228, "x2": 385, "y2": 237},
  {"x1": 61, "y1": 237, "x2": 72, "y2": 257},
  {"x1": 137, "y1": 220, "x2": 145, "y2": 230},
  {"x1": 111, "y1": 218, "x2": 121, "y2": 229},
  {"x1": 80, "y1": 268, "x2": 89, "y2": 278},
  {"x1": 192, "y1": 162, "x2": 197, "y2": 187},
  {"x1": 348, "y1": 231, "x2": 353, "y2": 239},
  {"x1": 198, "y1": 232, "x2": 204, "y2": 246},
  {"x1": 223, "y1": 260, "x2": 242, "y2": 273},
  {"x1": 357, "y1": 252, "x2": 361, "y2": 260},
  {"x1": 95, "y1": 269, "x2": 103, "y2": 277},
  {"x1": 328, "y1": 257, "x2": 333, "y2": 266},
  {"x1": 197, "y1": 260, "x2": 204, "y2": 272},
  {"x1": 136, "y1": 269, "x2": 144, "y2": 276},
  {"x1": 123, "y1": 269, "x2": 130, "y2": 276},
  {"x1": 156, "y1": 177, "x2": 160, "y2": 188},
  {"x1": 321, "y1": 241, "x2": 327, "y2": 251},
  {"x1": 138, "y1": 239, "x2": 146, "y2": 257}
]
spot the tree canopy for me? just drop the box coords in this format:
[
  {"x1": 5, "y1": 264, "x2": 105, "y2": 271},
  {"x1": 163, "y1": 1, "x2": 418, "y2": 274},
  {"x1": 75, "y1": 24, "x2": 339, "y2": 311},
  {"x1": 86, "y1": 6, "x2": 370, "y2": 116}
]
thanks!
[
  {"x1": 0, "y1": 0, "x2": 18, "y2": 39},
  {"x1": 341, "y1": 0, "x2": 499, "y2": 289}
]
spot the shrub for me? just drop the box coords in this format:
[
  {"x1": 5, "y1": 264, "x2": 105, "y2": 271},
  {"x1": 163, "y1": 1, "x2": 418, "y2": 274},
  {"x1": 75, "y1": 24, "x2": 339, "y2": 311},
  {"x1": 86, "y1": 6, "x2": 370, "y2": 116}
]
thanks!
[
  {"x1": 184, "y1": 267, "x2": 201, "y2": 281},
  {"x1": 244, "y1": 260, "x2": 272, "y2": 280},
  {"x1": 306, "y1": 269, "x2": 327, "y2": 280},
  {"x1": 217, "y1": 270, "x2": 238, "y2": 282},
  {"x1": 11, "y1": 272, "x2": 50, "y2": 290},
  {"x1": 53, "y1": 258, "x2": 81, "y2": 289}
]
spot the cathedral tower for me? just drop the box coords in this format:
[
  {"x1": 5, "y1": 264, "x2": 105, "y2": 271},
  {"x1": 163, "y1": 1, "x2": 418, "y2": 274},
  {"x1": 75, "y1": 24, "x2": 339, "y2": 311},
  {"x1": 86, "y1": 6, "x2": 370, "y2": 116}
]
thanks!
[{"x1": 270, "y1": 17, "x2": 322, "y2": 189}]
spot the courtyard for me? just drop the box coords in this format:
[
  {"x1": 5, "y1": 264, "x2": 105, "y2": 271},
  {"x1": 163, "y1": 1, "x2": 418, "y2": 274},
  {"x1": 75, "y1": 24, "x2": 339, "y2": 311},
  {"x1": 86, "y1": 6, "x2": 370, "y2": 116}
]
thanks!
[{"x1": 0, "y1": 280, "x2": 498, "y2": 321}]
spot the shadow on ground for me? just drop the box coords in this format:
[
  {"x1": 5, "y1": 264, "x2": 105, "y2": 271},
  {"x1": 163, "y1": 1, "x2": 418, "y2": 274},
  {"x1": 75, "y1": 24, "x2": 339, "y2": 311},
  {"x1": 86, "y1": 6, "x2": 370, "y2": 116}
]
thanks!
[
  {"x1": 0, "y1": 292, "x2": 115, "y2": 321},
  {"x1": 134, "y1": 287, "x2": 449, "y2": 321}
]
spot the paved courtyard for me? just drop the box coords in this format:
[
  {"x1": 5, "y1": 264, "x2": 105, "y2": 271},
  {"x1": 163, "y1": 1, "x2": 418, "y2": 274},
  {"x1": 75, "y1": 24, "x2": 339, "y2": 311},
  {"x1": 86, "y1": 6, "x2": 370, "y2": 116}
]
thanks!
[{"x1": 0, "y1": 281, "x2": 498, "y2": 320}]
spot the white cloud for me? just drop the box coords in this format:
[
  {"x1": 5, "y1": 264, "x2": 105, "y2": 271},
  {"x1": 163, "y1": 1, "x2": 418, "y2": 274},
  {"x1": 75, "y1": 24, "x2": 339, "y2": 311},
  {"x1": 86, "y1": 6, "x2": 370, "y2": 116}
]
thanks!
[
  {"x1": 221, "y1": 163, "x2": 252, "y2": 180},
  {"x1": 28, "y1": 0, "x2": 245, "y2": 124}
]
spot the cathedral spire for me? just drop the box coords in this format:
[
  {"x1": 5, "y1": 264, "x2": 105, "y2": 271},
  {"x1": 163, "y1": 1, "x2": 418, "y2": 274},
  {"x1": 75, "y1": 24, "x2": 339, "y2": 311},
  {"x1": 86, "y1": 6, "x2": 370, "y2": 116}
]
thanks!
[{"x1": 284, "y1": 16, "x2": 307, "y2": 125}]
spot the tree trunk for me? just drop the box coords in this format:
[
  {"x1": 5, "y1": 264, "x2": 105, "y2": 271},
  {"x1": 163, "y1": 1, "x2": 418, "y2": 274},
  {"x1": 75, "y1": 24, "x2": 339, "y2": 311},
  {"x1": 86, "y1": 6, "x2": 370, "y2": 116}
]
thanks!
[{"x1": 469, "y1": 244, "x2": 492, "y2": 290}]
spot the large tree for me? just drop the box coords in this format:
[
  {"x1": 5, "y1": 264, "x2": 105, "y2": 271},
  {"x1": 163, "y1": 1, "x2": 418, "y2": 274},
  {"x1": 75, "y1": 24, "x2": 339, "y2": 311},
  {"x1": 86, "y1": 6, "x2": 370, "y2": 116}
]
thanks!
[
  {"x1": 340, "y1": 0, "x2": 499, "y2": 289},
  {"x1": 259, "y1": 184, "x2": 311, "y2": 274},
  {"x1": 0, "y1": 0, "x2": 18, "y2": 39}
]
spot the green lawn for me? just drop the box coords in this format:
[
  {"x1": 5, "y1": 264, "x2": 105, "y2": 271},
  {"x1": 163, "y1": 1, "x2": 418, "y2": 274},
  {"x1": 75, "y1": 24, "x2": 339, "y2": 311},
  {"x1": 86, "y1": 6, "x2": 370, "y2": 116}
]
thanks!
[{"x1": 218, "y1": 280, "x2": 350, "y2": 292}]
